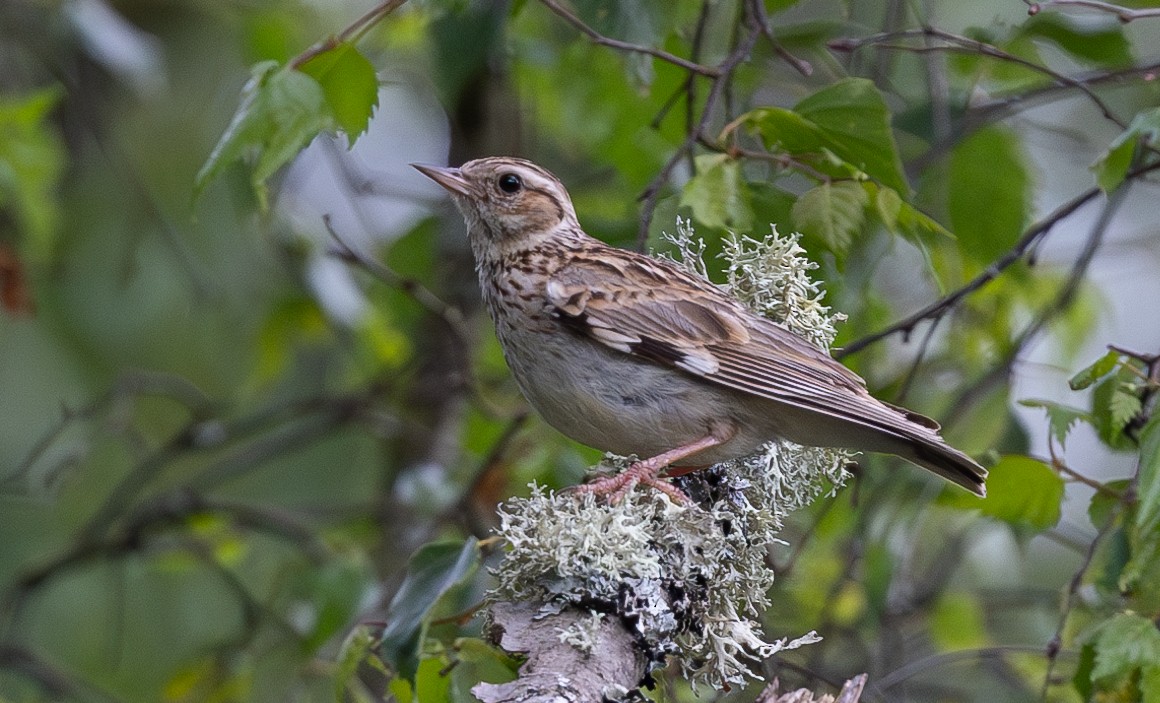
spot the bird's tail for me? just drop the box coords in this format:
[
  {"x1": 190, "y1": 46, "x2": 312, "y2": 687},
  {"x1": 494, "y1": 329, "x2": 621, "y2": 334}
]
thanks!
[{"x1": 875, "y1": 402, "x2": 988, "y2": 496}]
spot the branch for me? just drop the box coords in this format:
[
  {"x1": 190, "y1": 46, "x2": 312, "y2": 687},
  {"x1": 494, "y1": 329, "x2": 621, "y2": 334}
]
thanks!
[
  {"x1": 830, "y1": 28, "x2": 1126, "y2": 128},
  {"x1": 536, "y1": 0, "x2": 720, "y2": 78},
  {"x1": 1028, "y1": 0, "x2": 1160, "y2": 22},
  {"x1": 756, "y1": 674, "x2": 869, "y2": 703},
  {"x1": 324, "y1": 214, "x2": 471, "y2": 345},
  {"x1": 472, "y1": 602, "x2": 647, "y2": 703},
  {"x1": 1041, "y1": 506, "x2": 1120, "y2": 697},
  {"x1": 636, "y1": 0, "x2": 763, "y2": 249},
  {"x1": 289, "y1": 0, "x2": 410, "y2": 69},
  {"x1": 837, "y1": 159, "x2": 1160, "y2": 359},
  {"x1": 751, "y1": 0, "x2": 813, "y2": 77}
]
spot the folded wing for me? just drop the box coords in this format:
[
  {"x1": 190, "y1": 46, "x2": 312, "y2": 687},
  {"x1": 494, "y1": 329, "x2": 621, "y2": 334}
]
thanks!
[{"x1": 546, "y1": 253, "x2": 987, "y2": 495}]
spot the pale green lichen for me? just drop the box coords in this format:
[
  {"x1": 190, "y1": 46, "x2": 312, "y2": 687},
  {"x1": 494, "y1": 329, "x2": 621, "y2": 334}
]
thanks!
[
  {"x1": 490, "y1": 220, "x2": 852, "y2": 689},
  {"x1": 719, "y1": 226, "x2": 847, "y2": 351},
  {"x1": 555, "y1": 609, "x2": 606, "y2": 654}
]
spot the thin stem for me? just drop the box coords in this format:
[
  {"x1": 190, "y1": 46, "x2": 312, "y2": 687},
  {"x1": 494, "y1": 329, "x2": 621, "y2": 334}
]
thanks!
[
  {"x1": 536, "y1": 0, "x2": 720, "y2": 78},
  {"x1": 831, "y1": 27, "x2": 1126, "y2": 128},
  {"x1": 838, "y1": 159, "x2": 1160, "y2": 358},
  {"x1": 635, "y1": 0, "x2": 762, "y2": 249},
  {"x1": 1028, "y1": 0, "x2": 1160, "y2": 22},
  {"x1": 289, "y1": 0, "x2": 410, "y2": 69}
]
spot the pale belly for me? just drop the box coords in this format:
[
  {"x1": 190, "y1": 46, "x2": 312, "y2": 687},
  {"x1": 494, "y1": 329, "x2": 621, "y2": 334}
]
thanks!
[{"x1": 499, "y1": 329, "x2": 771, "y2": 465}]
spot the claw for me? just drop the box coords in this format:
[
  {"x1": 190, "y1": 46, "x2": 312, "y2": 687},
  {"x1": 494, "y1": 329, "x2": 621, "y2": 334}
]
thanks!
[{"x1": 569, "y1": 461, "x2": 692, "y2": 505}]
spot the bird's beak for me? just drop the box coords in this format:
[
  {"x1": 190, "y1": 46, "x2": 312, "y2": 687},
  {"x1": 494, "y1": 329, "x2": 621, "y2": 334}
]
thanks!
[{"x1": 411, "y1": 163, "x2": 472, "y2": 197}]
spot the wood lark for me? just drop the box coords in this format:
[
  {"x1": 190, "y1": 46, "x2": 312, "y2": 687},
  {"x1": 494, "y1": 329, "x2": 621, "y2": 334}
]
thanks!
[{"x1": 414, "y1": 157, "x2": 987, "y2": 502}]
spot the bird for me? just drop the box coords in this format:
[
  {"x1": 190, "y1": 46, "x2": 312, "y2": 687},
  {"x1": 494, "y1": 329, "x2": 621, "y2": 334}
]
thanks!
[{"x1": 413, "y1": 157, "x2": 987, "y2": 502}]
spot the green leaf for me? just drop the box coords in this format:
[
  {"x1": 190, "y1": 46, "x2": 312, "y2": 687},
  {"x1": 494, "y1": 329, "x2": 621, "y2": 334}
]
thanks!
[
  {"x1": 940, "y1": 455, "x2": 1063, "y2": 531},
  {"x1": 1093, "y1": 108, "x2": 1160, "y2": 191},
  {"x1": 1018, "y1": 399, "x2": 1093, "y2": 448},
  {"x1": 1145, "y1": 665, "x2": 1160, "y2": 703},
  {"x1": 450, "y1": 637, "x2": 520, "y2": 696},
  {"x1": 1110, "y1": 386, "x2": 1143, "y2": 432},
  {"x1": 335, "y1": 625, "x2": 388, "y2": 701},
  {"x1": 1090, "y1": 613, "x2": 1160, "y2": 682},
  {"x1": 195, "y1": 61, "x2": 334, "y2": 207},
  {"x1": 948, "y1": 125, "x2": 1031, "y2": 266},
  {"x1": 1019, "y1": 12, "x2": 1133, "y2": 68},
  {"x1": 1087, "y1": 478, "x2": 1129, "y2": 529},
  {"x1": 791, "y1": 181, "x2": 868, "y2": 254},
  {"x1": 0, "y1": 86, "x2": 66, "y2": 256},
  {"x1": 414, "y1": 656, "x2": 452, "y2": 703},
  {"x1": 305, "y1": 556, "x2": 372, "y2": 652},
  {"x1": 297, "y1": 42, "x2": 379, "y2": 146},
  {"x1": 680, "y1": 154, "x2": 753, "y2": 231},
  {"x1": 793, "y1": 78, "x2": 908, "y2": 193},
  {"x1": 1094, "y1": 135, "x2": 1137, "y2": 192},
  {"x1": 379, "y1": 539, "x2": 480, "y2": 683},
  {"x1": 1073, "y1": 643, "x2": 1096, "y2": 701},
  {"x1": 1070, "y1": 350, "x2": 1121, "y2": 390},
  {"x1": 1135, "y1": 416, "x2": 1160, "y2": 539},
  {"x1": 873, "y1": 184, "x2": 901, "y2": 232},
  {"x1": 895, "y1": 200, "x2": 954, "y2": 246},
  {"x1": 741, "y1": 79, "x2": 907, "y2": 193},
  {"x1": 1093, "y1": 374, "x2": 1142, "y2": 450}
]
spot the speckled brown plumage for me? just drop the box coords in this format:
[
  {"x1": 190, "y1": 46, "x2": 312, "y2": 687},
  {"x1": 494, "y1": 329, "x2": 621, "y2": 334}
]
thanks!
[{"x1": 414, "y1": 157, "x2": 987, "y2": 501}]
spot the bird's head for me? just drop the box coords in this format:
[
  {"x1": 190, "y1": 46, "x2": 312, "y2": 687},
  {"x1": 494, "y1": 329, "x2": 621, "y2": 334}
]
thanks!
[{"x1": 413, "y1": 157, "x2": 581, "y2": 258}]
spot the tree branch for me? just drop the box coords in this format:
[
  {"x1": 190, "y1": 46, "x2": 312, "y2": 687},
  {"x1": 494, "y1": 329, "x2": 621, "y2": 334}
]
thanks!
[
  {"x1": 837, "y1": 160, "x2": 1160, "y2": 359},
  {"x1": 830, "y1": 28, "x2": 1127, "y2": 128},
  {"x1": 536, "y1": 0, "x2": 721, "y2": 78},
  {"x1": 472, "y1": 602, "x2": 647, "y2": 703},
  {"x1": 1028, "y1": 0, "x2": 1160, "y2": 22},
  {"x1": 636, "y1": 0, "x2": 763, "y2": 249}
]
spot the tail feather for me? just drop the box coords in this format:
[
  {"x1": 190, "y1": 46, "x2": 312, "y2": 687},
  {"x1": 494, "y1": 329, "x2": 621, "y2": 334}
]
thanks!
[
  {"x1": 904, "y1": 437, "x2": 988, "y2": 496},
  {"x1": 794, "y1": 401, "x2": 989, "y2": 496}
]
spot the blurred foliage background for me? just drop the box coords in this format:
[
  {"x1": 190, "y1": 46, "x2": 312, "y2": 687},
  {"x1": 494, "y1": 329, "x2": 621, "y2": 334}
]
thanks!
[{"x1": 1, "y1": 0, "x2": 1160, "y2": 701}]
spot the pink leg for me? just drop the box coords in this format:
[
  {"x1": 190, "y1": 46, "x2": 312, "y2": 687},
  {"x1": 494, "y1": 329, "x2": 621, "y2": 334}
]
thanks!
[{"x1": 570, "y1": 430, "x2": 731, "y2": 504}]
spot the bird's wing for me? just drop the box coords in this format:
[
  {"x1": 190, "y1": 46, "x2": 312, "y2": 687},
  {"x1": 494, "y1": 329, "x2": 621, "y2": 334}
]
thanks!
[{"x1": 546, "y1": 253, "x2": 882, "y2": 419}]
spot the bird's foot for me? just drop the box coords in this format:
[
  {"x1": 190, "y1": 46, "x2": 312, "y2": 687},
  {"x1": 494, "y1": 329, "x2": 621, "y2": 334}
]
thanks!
[{"x1": 568, "y1": 461, "x2": 691, "y2": 505}]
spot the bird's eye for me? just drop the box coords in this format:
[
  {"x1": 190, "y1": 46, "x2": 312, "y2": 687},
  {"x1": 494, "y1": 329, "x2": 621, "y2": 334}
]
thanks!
[{"x1": 497, "y1": 173, "x2": 522, "y2": 194}]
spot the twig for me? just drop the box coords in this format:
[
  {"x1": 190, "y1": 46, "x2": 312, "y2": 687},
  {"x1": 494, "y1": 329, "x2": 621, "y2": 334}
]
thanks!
[
  {"x1": 894, "y1": 314, "x2": 943, "y2": 402},
  {"x1": 686, "y1": 0, "x2": 713, "y2": 173},
  {"x1": 289, "y1": 0, "x2": 410, "y2": 69},
  {"x1": 1040, "y1": 506, "x2": 1120, "y2": 699},
  {"x1": 0, "y1": 645, "x2": 113, "y2": 702},
  {"x1": 323, "y1": 215, "x2": 470, "y2": 344},
  {"x1": 831, "y1": 28, "x2": 1126, "y2": 128},
  {"x1": 837, "y1": 159, "x2": 1160, "y2": 359},
  {"x1": 907, "y1": 58, "x2": 1160, "y2": 173},
  {"x1": 873, "y1": 646, "x2": 1063, "y2": 695},
  {"x1": 1028, "y1": 0, "x2": 1160, "y2": 22},
  {"x1": 751, "y1": 0, "x2": 813, "y2": 76},
  {"x1": 720, "y1": 144, "x2": 835, "y2": 183},
  {"x1": 1108, "y1": 344, "x2": 1160, "y2": 365},
  {"x1": 536, "y1": 0, "x2": 720, "y2": 78},
  {"x1": 933, "y1": 169, "x2": 1132, "y2": 424},
  {"x1": 447, "y1": 411, "x2": 530, "y2": 538},
  {"x1": 635, "y1": 0, "x2": 762, "y2": 249},
  {"x1": 1049, "y1": 456, "x2": 1123, "y2": 496},
  {"x1": 2, "y1": 490, "x2": 333, "y2": 628}
]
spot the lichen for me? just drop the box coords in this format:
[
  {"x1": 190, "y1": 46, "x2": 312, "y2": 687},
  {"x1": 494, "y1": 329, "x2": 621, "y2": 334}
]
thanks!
[
  {"x1": 556, "y1": 609, "x2": 606, "y2": 654},
  {"x1": 489, "y1": 220, "x2": 852, "y2": 688}
]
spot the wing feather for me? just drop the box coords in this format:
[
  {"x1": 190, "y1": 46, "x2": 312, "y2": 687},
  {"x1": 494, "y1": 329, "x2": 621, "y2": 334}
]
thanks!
[
  {"x1": 546, "y1": 254, "x2": 866, "y2": 415},
  {"x1": 545, "y1": 251, "x2": 986, "y2": 494}
]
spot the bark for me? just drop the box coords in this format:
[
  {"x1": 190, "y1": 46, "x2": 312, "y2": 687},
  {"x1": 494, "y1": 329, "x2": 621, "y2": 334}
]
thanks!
[
  {"x1": 755, "y1": 673, "x2": 869, "y2": 703},
  {"x1": 472, "y1": 601, "x2": 647, "y2": 703}
]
